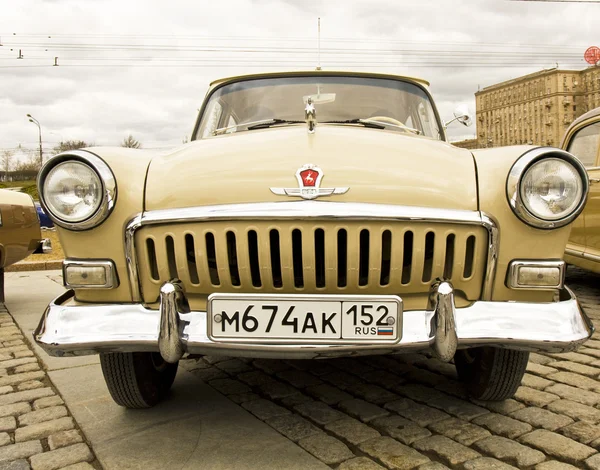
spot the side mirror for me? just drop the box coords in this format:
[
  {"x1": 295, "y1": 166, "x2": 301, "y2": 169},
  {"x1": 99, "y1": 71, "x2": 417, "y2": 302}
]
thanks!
[{"x1": 445, "y1": 104, "x2": 473, "y2": 128}]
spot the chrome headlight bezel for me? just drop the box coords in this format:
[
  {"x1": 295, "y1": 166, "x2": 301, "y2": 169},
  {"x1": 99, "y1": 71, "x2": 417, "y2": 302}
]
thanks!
[
  {"x1": 506, "y1": 147, "x2": 588, "y2": 229},
  {"x1": 37, "y1": 150, "x2": 117, "y2": 231}
]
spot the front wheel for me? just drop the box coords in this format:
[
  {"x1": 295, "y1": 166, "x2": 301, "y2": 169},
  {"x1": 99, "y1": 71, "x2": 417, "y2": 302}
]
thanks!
[
  {"x1": 100, "y1": 352, "x2": 178, "y2": 408},
  {"x1": 454, "y1": 347, "x2": 529, "y2": 401}
]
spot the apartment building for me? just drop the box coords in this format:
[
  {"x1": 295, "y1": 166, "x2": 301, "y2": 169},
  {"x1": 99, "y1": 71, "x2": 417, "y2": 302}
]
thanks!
[{"x1": 475, "y1": 67, "x2": 600, "y2": 148}]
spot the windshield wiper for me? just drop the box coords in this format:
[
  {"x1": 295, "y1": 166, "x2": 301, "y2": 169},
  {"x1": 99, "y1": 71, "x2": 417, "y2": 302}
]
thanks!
[
  {"x1": 323, "y1": 119, "x2": 385, "y2": 129},
  {"x1": 213, "y1": 118, "x2": 303, "y2": 135},
  {"x1": 324, "y1": 118, "x2": 421, "y2": 134}
]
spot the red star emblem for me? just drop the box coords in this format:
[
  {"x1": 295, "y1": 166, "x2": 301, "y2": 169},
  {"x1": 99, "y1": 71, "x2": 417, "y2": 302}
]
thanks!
[{"x1": 300, "y1": 169, "x2": 317, "y2": 187}]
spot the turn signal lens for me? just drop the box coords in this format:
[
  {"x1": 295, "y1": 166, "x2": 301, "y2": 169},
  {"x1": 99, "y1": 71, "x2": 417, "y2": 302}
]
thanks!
[
  {"x1": 516, "y1": 266, "x2": 562, "y2": 287},
  {"x1": 64, "y1": 265, "x2": 107, "y2": 287}
]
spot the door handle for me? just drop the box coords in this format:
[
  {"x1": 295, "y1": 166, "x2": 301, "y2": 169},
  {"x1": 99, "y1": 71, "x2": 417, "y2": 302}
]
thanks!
[{"x1": 590, "y1": 178, "x2": 600, "y2": 184}]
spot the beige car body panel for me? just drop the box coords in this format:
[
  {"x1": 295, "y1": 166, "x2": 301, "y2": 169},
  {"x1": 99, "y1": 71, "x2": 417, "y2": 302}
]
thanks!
[
  {"x1": 562, "y1": 107, "x2": 600, "y2": 272},
  {"x1": 145, "y1": 127, "x2": 477, "y2": 210},
  {"x1": 0, "y1": 189, "x2": 42, "y2": 268},
  {"x1": 60, "y1": 138, "x2": 565, "y2": 307}
]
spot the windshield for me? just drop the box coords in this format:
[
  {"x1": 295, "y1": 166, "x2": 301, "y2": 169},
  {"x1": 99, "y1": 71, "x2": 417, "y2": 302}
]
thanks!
[{"x1": 195, "y1": 76, "x2": 442, "y2": 140}]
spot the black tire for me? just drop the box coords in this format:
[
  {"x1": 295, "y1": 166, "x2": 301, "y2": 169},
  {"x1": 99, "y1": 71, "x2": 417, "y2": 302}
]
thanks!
[
  {"x1": 100, "y1": 352, "x2": 178, "y2": 408},
  {"x1": 455, "y1": 347, "x2": 529, "y2": 401}
]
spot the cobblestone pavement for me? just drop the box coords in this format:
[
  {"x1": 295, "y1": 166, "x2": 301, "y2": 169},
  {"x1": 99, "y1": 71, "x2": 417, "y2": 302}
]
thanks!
[
  {"x1": 180, "y1": 266, "x2": 600, "y2": 470},
  {"x1": 0, "y1": 304, "x2": 98, "y2": 470}
]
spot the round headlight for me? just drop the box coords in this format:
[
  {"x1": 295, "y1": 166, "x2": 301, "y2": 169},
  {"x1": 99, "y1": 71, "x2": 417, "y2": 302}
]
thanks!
[
  {"x1": 38, "y1": 150, "x2": 117, "y2": 230},
  {"x1": 44, "y1": 161, "x2": 103, "y2": 222},
  {"x1": 507, "y1": 148, "x2": 588, "y2": 229},
  {"x1": 520, "y1": 158, "x2": 583, "y2": 221}
]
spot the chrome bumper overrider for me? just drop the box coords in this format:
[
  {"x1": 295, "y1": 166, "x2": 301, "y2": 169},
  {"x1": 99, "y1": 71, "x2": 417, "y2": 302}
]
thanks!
[{"x1": 34, "y1": 282, "x2": 593, "y2": 361}]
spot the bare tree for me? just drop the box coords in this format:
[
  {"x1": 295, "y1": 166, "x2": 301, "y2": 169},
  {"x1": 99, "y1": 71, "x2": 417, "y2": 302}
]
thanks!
[
  {"x1": 121, "y1": 135, "x2": 141, "y2": 149},
  {"x1": 1, "y1": 150, "x2": 14, "y2": 181},
  {"x1": 53, "y1": 140, "x2": 91, "y2": 155}
]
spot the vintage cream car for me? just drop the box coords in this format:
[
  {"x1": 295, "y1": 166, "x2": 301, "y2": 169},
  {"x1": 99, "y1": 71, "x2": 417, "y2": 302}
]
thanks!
[
  {"x1": 563, "y1": 107, "x2": 600, "y2": 271},
  {"x1": 0, "y1": 188, "x2": 47, "y2": 300},
  {"x1": 34, "y1": 71, "x2": 593, "y2": 408}
]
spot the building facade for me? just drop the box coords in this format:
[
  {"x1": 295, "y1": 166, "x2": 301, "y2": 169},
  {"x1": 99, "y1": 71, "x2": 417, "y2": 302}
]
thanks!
[{"x1": 475, "y1": 66, "x2": 600, "y2": 148}]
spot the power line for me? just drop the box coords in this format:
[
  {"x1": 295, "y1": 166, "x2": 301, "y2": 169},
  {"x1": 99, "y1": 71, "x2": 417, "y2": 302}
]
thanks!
[{"x1": 2, "y1": 32, "x2": 596, "y2": 49}]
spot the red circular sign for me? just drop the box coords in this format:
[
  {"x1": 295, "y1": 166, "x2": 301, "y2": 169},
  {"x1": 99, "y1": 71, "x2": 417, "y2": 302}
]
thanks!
[{"x1": 584, "y1": 46, "x2": 600, "y2": 65}]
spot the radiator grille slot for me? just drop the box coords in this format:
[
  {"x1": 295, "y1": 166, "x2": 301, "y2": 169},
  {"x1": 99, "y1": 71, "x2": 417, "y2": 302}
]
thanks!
[
  {"x1": 444, "y1": 234, "x2": 455, "y2": 279},
  {"x1": 422, "y1": 232, "x2": 435, "y2": 283},
  {"x1": 269, "y1": 230, "x2": 283, "y2": 288},
  {"x1": 402, "y1": 231, "x2": 413, "y2": 285},
  {"x1": 147, "y1": 238, "x2": 159, "y2": 281},
  {"x1": 464, "y1": 235, "x2": 476, "y2": 278},
  {"x1": 185, "y1": 234, "x2": 199, "y2": 285},
  {"x1": 315, "y1": 229, "x2": 326, "y2": 288},
  {"x1": 205, "y1": 232, "x2": 220, "y2": 286},
  {"x1": 165, "y1": 236, "x2": 178, "y2": 280},
  {"x1": 226, "y1": 231, "x2": 241, "y2": 287},
  {"x1": 337, "y1": 229, "x2": 348, "y2": 288},
  {"x1": 137, "y1": 221, "x2": 488, "y2": 301},
  {"x1": 292, "y1": 229, "x2": 303, "y2": 288},
  {"x1": 248, "y1": 230, "x2": 261, "y2": 287},
  {"x1": 358, "y1": 229, "x2": 370, "y2": 287},
  {"x1": 380, "y1": 230, "x2": 392, "y2": 286}
]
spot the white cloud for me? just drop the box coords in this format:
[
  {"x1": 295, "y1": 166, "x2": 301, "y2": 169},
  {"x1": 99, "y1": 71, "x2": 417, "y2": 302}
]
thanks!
[{"x1": 1, "y1": 0, "x2": 599, "y2": 150}]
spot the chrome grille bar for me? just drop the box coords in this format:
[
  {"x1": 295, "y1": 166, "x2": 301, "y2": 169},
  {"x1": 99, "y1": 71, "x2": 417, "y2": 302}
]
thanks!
[{"x1": 125, "y1": 202, "x2": 499, "y2": 302}]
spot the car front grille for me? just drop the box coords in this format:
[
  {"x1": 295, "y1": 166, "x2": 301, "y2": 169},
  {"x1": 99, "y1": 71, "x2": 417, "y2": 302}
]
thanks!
[{"x1": 135, "y1": 220, "x2": 488, "y2": 302}]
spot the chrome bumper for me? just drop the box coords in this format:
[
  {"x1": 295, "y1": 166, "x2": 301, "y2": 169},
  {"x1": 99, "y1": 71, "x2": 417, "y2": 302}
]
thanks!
[{"x1": 34, "y1": 282, "x2": 593, "y2": 361}]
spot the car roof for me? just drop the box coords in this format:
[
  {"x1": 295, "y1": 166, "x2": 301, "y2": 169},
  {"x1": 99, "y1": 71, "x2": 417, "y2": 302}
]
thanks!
[
  {"x1": 208, "y1": 70, "x2": 431, "y2": 90},
  {"x1": 570, "y1": 106, "x2": 600, "y2": 129},
  {"x1": 561, "y1": 106, "x2": 600, "y2": 148}
]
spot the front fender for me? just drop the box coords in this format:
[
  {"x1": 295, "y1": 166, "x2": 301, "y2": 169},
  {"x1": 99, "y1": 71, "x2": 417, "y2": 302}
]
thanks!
[{"x1": 472, "y1": 145, "x2": 573, "y2": 302}]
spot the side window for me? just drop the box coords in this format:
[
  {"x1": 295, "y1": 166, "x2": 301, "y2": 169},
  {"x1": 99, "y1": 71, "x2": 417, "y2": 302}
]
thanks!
[
  {"x1": 225, "y1": 115, "x2": 237, "y2": 134},
  {"x1": 200, "y1": 101, "x2": 224, "y2": 138},
  {"x1": 567, "y1": 122, "x2": 600, "y2": 167}
]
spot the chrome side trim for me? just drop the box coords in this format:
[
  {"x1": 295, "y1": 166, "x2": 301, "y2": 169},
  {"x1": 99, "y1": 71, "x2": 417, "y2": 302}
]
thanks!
[
  {"x1": 62, "y1": 259, "x2": 119, "y2": 289},
  {"x1": 37, "y1": 150, "x2": 117, "y2": 231},
  {"x1": 565, "y1": 248, "x2": 600, "y2": 263},
  {"x1": 124, "y1": 201, "x2": 500, "y2": 302},
  {"x1": 34, "y1": 286, "x2": 593, "y2": 359},
  {"x1": 506, "y1": 147, "x2": 589, "y2": 229},
  {"x1": 429, "y1": 281, "x2": 458, "y2": 362},
  {"x1": 565, "y1": 247, "x2": 584, "y2": 258},
  {"x1": 507, "y1": 260, "x2": 565, "y2": 290}
]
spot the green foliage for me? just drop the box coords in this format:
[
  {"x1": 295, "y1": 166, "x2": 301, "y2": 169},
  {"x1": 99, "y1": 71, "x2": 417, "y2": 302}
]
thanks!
[
  {"x1": 121, "y1": 134, "x2": 142, "y2": 148},
  {"x1": 53, "y1": 140, "x2": 92, "y2": 154},
  {"x1": 20, "y1": 184, "x2": 38, "y2": 200},
  {"x1": 0, "y1": 181, "x2": 38, "y2": 200}
]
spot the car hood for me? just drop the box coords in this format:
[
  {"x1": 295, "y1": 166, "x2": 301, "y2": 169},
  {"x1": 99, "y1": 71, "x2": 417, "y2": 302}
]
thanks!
[{"x1": 144, "y1": 126, "x2": 478, "y2": 211}]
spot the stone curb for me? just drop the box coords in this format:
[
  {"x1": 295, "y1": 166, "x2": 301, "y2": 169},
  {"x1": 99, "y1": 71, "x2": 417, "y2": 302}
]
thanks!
[{"x1": 5, "y1": 261, "x2": 63, "y2": 273}]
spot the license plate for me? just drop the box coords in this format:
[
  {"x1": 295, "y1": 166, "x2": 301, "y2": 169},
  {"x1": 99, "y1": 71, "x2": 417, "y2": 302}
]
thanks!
[{"x1": 208, "y1": 294, "x2": 402, "y2": 343}]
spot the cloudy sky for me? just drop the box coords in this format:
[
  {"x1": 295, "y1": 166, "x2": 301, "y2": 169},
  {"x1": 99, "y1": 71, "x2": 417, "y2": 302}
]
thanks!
[{"x1": 1, "y1": 0, "x2": 599, "y2": 161}]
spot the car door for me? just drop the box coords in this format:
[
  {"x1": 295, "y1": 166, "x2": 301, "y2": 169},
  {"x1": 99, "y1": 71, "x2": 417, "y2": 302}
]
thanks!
[{"x1": 566, "y1": 121, "x2": 600, "y2": 260}]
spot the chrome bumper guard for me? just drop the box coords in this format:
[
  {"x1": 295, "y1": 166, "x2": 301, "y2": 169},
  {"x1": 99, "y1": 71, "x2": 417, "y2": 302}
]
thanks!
[{"x1": 34, "y1": 282, "x2": 593, "y2": 361}]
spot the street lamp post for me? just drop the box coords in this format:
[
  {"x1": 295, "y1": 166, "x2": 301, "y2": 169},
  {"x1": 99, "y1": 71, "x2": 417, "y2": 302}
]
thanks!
[{"x1": 26, "y1": 114, "x2": 43, "y2": 168}]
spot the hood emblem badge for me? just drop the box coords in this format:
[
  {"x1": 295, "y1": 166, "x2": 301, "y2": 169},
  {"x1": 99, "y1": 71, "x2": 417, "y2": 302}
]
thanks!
[{"x1": 270, "y1": 164, "x2": 349, "y2": 200}]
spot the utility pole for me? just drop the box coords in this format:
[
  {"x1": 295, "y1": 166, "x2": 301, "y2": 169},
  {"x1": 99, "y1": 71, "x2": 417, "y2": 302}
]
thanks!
[{"x1": 26, "y1": 114, "x2": 43, "y2": 168}]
